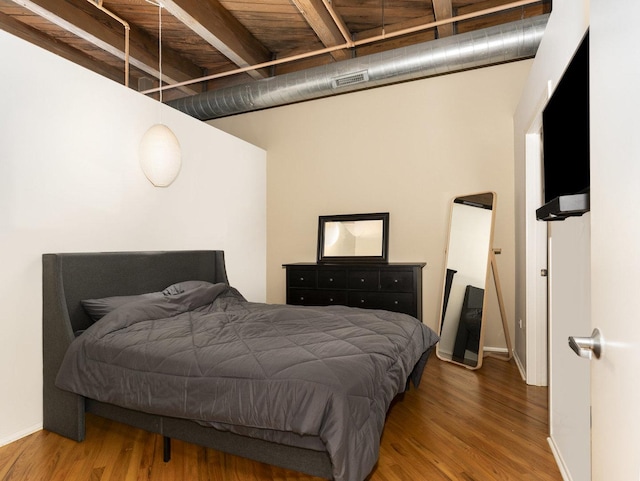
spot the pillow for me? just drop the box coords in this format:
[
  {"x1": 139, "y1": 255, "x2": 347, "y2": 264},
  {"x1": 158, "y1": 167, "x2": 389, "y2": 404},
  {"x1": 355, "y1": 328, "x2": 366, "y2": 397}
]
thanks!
[
  {"x1": 162, "y1": 280, "x2": 213, "y2": 296},
  {"x1": 81, "y1": 291, "x2": 163, "y2": 322},
  {"x1": 81, "y1": 280, "x2": 222, "y2": 322}
]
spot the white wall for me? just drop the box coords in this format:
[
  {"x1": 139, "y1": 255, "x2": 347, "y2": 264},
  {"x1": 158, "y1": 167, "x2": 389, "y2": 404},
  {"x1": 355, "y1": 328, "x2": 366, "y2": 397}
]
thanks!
[
  {"x1": 0, "y1": 30, "x2": 267, "y2": 446},
  {"x1": 212, "y1": 61, "x2": 532, "y2": 352},
  {"x1": 513, "y1": 0, "x2": 589, "y2": 384}
]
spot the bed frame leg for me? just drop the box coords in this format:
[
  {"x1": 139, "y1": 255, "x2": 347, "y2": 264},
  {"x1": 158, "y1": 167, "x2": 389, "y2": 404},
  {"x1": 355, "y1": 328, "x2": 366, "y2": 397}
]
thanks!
[{"x1": 163, "y1": 436, "x2": 171, "y2": 462}]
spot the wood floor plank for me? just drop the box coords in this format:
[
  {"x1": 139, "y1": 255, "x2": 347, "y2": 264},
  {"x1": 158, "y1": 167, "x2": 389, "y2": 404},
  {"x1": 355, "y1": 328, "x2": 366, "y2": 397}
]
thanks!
[{"x1": 0, "y1": 355, "x2": 562, "y2": 481}]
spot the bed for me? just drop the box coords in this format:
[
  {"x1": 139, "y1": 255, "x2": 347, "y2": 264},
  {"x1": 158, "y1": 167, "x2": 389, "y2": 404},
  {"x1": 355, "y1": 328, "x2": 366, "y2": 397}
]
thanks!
[{"x1": 43, "y1": 250, "x2": 438, "y2": 481}]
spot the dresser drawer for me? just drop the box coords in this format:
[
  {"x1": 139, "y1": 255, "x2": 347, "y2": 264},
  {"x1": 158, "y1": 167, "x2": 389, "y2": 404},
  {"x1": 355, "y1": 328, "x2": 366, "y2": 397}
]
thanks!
[
  {"x1": 380, "y1": 270, "x2": 414, "y2": 292},
  {"x1": 288, "y1": 289, "x2": 347, "y2": 306},
  {"x1": 348, "y1": 270, "x2": 379, "y2": 290},
  {"x1": 288, "y1": 289, "x2": 319, "y2": 305},
  {"x1": 348, "y1": 291, "x2": 384, "y2": 310},
  {"x1": 318, "y1": 269, "x2": 347, "y2": 289},
  {"x1": 347, "y1": 291, "x2": 415, "y2": 316},
  {"x1": 378, "y1": 292, "x2": 415, "y2": 316},
  {"x1": 315, "y1": 290, "x2": 348, "y2": 305},
  {"x1": 288, "y1": 269, "x2": 316, "y2": 288}
]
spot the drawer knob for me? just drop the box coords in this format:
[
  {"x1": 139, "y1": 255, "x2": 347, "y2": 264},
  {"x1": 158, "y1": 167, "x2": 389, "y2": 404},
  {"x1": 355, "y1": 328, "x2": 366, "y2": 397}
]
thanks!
[
  {"x1": 360, "y1": 299, "x2": 365, "y2": 303},
  {"x1": 360, "y1": 278, "x2": 365, "y2": 283},
  {"x1": 394, "y1": 300, "x2": 399, "y2": 304},
  {"x1": 329, "y1": 298, "x2": 334, "y2": 302},
  {"x1": 299, "y1": 277, "x2": 304, "y2": 281},
  {"x1": 329, "y1": 278, "x2": 333, "y2": 282},
  {"x1": 394, "y1": 279, "x2": 398, "y2": 283},
  {"x1": 300, "y1": 296, "x2": 305, "y2": 301}
]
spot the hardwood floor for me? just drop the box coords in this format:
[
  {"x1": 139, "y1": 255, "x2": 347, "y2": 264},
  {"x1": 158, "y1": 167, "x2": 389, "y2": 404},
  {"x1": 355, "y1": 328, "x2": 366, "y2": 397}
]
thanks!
[{"x1": 0, "y1": 355, "x2": 562, "y2": 481}]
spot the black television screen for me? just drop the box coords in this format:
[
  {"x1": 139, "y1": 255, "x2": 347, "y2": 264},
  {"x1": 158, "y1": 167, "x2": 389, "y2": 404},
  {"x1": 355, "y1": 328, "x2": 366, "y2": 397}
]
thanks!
[{"x1": 542, "y1": 31, "x2": 590, "y2": 205}]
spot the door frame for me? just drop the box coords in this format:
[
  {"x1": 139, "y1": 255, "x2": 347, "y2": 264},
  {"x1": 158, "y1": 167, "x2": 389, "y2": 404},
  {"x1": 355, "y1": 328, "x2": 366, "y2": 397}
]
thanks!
[{"x1": 522, "y1": 84, "x2": 551, "y2": 387}]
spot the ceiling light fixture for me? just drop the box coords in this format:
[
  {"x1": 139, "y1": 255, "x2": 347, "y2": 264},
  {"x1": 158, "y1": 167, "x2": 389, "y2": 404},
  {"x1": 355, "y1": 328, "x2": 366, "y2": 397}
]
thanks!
[{"x1": 139, "y1": 1, "x2": 181, "y2": 187}]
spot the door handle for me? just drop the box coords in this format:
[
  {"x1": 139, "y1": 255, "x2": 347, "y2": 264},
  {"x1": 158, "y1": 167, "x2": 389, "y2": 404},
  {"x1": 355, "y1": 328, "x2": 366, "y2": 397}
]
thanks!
[{"x1": 568, "y1": 328, "x2": 603, "y2": 360}]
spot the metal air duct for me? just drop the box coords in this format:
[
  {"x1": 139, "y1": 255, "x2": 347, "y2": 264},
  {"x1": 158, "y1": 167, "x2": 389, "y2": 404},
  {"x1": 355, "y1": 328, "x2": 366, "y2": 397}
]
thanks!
[{"x1": 168, "y1": 14, "x2": 549, "y2": 120}]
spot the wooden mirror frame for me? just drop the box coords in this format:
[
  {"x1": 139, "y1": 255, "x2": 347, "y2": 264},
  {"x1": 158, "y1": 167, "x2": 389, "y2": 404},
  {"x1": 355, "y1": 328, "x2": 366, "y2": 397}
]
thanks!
[
  {"x1": 436, "y1": 193, "x2": 496, "y2": 370},
  {"x1": 317, "y1": 212, "x2": 389, "y2": 263}
]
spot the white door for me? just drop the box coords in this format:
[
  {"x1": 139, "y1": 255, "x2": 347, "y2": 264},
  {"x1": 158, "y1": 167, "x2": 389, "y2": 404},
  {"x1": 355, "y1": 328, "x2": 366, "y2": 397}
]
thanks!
[
  {"x1": 588, "y1": 1, "x2": 640, "y2": 479},
  {"x1": 549, "y1": 215, "x2": 591, "y2": 481}
]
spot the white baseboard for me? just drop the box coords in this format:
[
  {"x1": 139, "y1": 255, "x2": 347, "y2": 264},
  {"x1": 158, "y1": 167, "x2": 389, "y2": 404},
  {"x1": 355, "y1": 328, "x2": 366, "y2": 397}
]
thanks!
[
  {"x1": 547, "y1": 436, "x2": 572, "y2": 481},
  {"x1": 483, "y1": 346, "x2": 508, "y2": 354},
  {"x1": 0, "y1": 423, "x2": 42, "y2": 448},
  {"x1": 513, "y1": 350, "x2": 527, "y2": 381}
]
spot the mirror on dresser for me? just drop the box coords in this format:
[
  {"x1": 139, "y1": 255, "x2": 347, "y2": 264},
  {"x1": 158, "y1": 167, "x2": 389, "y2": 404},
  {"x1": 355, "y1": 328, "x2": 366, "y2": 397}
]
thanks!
[
  {"x1": 317, "y1": 212, "x2": 389, "y2": 263},
  {"x1": 436, "y1": 192, "x2": 496, "y2": 369}
]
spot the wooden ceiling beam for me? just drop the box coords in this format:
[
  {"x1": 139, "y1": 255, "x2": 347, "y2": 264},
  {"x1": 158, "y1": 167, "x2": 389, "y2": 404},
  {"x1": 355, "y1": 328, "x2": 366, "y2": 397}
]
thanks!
[
  {"x1": 432, "y1": 0, "x2": 454, "y2": 38},
  {"x1": 9, "y1": 0, "x2": 201, "y2": 94},
  {"x1": 0, "y1": 10, "x2": 126, "y2": 84},
  {"x1": 162, "y1": 0, "x2": 272, "y2": 79},
  {"x1": 290, "y1": 0, "x2": 351, "y2": 62}
]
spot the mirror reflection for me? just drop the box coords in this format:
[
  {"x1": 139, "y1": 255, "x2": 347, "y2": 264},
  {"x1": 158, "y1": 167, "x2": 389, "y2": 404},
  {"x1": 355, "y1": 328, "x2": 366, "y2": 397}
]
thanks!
[
  {"x1": 323, "y1": 220, "x2": 384, "y2": 257},
  {"x1": 437, "y1": 192, "x2": 496, "y2": 369}
]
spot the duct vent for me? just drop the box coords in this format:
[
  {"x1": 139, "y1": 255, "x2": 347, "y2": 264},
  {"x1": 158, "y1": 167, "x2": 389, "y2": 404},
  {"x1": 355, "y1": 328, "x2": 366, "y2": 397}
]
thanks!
[{"x1": 331, "y1": 70, "x2": 369, "y2": 89}]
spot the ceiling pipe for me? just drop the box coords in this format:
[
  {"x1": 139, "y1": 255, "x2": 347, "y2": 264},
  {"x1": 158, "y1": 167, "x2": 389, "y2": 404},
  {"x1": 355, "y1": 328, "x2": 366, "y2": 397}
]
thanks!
[
  {"x1": 86, "y1": 0, "x2": 130, "y2": 87},
  {"x1": 168, "y1": 14, "x2": 548, "y2": 121},
  {"x1": 150, "y1": 0, "x2": 542, "y2": 96}
]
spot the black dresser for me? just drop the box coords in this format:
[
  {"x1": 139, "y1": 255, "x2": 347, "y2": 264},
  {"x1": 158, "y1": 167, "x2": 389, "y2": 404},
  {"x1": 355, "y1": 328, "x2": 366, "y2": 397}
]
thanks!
[{"x1": 283, "y1": 262, "x2": 426, "y2": 321}]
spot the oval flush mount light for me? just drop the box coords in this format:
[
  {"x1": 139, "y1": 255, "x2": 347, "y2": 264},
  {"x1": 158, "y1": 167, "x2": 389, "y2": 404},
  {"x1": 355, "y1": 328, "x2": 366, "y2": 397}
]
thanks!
[{"x1": 139, "y1": 123, "x2": 181, "y2": 187}]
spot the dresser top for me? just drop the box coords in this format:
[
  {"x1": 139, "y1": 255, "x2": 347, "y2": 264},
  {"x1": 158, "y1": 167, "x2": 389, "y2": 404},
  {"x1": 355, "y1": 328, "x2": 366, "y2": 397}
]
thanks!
[{"x1": 283, "y1": 262, "x2": 426, "y2": 268}]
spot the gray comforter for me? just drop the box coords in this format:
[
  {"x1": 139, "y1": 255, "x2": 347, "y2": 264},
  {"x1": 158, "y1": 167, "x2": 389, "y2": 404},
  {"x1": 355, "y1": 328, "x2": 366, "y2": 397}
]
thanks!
[{"x1": 56, "y1": 281, "x2": 439, "y2": 481}]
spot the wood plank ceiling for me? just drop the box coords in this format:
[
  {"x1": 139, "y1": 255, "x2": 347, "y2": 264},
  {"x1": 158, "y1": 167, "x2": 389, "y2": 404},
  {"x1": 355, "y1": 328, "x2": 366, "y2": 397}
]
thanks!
[{"x1": 0, "y1": 0, "x2": 550, "y2": 103}]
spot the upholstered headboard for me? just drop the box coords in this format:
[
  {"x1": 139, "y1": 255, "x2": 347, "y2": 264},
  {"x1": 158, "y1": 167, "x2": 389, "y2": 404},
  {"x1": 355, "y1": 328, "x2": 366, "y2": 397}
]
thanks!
[{"x1": 43, "y1": 250, "x2": 228, "y2": 335}]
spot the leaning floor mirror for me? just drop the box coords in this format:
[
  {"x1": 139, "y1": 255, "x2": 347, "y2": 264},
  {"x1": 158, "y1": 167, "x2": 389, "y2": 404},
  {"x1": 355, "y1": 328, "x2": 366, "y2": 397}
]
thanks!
[{"x1": 437, "y1": 192, "x2": 497, "y2": 369}]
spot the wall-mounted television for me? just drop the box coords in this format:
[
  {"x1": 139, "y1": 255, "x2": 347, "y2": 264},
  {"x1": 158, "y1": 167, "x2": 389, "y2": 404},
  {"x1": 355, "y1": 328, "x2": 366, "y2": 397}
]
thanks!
[{"x1": 536, "y1": 31, "x2": 590, "y2": 221}]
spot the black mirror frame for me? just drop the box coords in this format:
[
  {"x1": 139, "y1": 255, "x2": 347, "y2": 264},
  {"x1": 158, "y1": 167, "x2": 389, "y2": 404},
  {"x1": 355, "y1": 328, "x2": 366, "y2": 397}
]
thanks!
[{"x1": 317, "y1": 212, "x2": 389, "y2": 263}]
